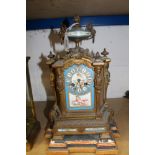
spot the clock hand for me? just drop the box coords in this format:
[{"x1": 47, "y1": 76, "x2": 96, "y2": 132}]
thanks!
[
  {"x1": 70, "y1": 83, "x2": 75, "y2": 87},
  {"x1": 84, "y1": 82, "x2": 90, "y2": 86}
]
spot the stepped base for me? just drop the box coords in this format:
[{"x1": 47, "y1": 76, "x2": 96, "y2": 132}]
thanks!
[{"x1": 47, "y1": 133, "x2": 118, "y2": 155}]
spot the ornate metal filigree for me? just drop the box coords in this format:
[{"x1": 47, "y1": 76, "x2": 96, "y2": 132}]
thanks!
[
  {"x1": 55, "y1": 68, "x2": 64, "y2": 92},
  {"x1": 85, "y1": 23, "x2": 96, "y2": 43},
  {"x1": 49, "y1": 102, "x2": 62, "y2": 123},
  {"x1": 64, "y1": 47, "x2": 93, "y2": 60},
  {"x1": 64, "y1": 58, "x2": 93, "y2": 69},
  {"x1": 101, "y1": 49, "x2": 111, "y2": 102},
  {"x1": 94, "y1": 66, "x2": 103, "y2": 90},
  {"x1": 49, "y1": 16, "x2": 96, "y2": 52},
  {"x1": 104, "y1": 63, "x2": 110, "y2": 85},
  {"x1": 50, "y1": 72, "x2": 55, "y2": 87}
]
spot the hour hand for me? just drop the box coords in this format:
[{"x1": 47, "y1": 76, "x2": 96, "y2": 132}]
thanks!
[
  {"x1": 70, "y1": 83, "x2": 75, "y2": 87},
  {"x1": 84, "y1": 82, "x2": 89, "y2": 86}
]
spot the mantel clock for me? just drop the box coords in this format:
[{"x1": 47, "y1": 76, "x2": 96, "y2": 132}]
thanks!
[{"x1": 46, "y1": 16, "x2": 119, "y2": 155}]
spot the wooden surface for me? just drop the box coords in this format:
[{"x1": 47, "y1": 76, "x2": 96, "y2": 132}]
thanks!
[{"x1": 26, "y1": 98, "x2": 129, "y2": 155}]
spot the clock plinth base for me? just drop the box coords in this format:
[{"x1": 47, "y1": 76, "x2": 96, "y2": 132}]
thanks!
[
  {"x1": 46, "y1": 107, "x2": 120, "y2": 138},
  {"x1": 47, "y1": 132, "x2": 118, "y2": 155},
  {"x1": 46, "y1": 107, "x2": 120, "y2": 155}
]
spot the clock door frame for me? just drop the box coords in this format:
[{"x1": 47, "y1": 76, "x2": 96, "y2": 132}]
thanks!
[{"x1": 52, "y1": 58, "x2": 104, "y2": 119}]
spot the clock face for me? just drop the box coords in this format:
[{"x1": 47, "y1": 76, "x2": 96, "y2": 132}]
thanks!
[{"x1": 64, "y1": 64, "x2": 94, "y2": 111}]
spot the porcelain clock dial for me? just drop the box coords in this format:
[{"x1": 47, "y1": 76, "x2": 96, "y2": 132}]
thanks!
[{"x1": 64, "y1": 64, "x2": 94, "y2": 111}]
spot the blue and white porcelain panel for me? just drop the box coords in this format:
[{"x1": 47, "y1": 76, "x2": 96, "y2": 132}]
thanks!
[{"x1": 64, "y1": 64, "x2": 94, "y2": 110}]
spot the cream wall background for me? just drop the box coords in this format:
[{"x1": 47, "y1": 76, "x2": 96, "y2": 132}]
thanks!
[{"x1": 26, "y1": 26, "x2": 129, "y2": 101}]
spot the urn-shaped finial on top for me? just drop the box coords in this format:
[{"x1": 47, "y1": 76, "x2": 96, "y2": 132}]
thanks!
[{"x1": 101, "y1": 48, "x2": 109, "y2": 57}]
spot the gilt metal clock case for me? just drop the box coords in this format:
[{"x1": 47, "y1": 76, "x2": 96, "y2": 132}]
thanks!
[{"x1": 50, "y1": 49, "x2": 107, "y2": 120}]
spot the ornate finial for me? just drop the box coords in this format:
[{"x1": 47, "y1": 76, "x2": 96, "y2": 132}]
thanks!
[
  {"x1": 48, "y1": 51, "x2": 55, "y2": 59},
  {"x1": 95, "y1": 51, "x2": 100, "y2": 59},
  {"x1": 101, "y1": 48, "x2": 109, "y2": 57},
  {"x1": 74, "y1": 15, "x2": 80, "y2": 23}
]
